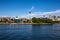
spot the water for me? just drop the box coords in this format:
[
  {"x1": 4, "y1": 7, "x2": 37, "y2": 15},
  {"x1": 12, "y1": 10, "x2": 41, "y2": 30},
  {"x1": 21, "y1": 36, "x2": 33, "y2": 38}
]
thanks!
[{"x1": 0, "y1": 24, "x2": 60, "y2": 40}]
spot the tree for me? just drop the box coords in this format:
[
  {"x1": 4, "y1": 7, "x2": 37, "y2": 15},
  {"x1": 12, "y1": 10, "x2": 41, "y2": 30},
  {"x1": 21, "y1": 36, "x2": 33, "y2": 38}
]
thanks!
[
  {"x1": 32, "y1": 17, "x2": 37, "y2": 23},
  {"x1": 32, "y1": 17, "x2": 53, "y2": 23}
]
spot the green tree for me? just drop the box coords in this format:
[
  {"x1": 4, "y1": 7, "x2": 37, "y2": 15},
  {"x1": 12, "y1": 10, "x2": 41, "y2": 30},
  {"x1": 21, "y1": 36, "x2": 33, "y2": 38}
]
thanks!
[
  {"x1": 32, "y1": 17, "x2": 37, "y2": 23},
  {"x1": 32, "y1": 17, "x2": 53, "y2": 23}
]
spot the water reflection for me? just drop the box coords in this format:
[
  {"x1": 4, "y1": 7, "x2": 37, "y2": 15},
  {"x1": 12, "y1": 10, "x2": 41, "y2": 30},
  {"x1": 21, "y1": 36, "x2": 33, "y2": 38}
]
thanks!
[
  {"x1": 32, "y1": 24, "x2": 52, "y2": 39},
  {"x1": 0, "y1": 24, "x2": 32, "y2": 40},
  {"x1": 31, "y1": 24, "x2": 60, "y2": 40},
  {"x1": 0, "y1": 24, "x2": 60, "y2": 40},
  {"x1": 32, "y1": 24, "x2": 53, "y2": 34}
]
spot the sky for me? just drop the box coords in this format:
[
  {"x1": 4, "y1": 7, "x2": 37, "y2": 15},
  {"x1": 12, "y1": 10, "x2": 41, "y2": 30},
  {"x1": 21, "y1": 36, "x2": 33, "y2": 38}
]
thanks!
[{"x1": 0, "y1": 0, "x2": 60, "y2": 18}]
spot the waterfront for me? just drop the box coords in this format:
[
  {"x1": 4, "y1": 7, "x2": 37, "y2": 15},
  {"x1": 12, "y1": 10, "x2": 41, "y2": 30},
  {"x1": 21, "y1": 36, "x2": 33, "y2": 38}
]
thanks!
[{"x1": 0, "y1": 24, "x2": 60, "y2": 40}]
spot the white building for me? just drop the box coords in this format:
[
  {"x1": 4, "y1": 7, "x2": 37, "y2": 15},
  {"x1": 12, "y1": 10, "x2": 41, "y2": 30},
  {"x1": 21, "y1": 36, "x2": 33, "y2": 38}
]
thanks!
[
  {"x1": 56, "y1": 16, "x2": 60, "y2": 21},
  {"x1": 48, "y1": 15, "x2": 56, "y2": 21}
]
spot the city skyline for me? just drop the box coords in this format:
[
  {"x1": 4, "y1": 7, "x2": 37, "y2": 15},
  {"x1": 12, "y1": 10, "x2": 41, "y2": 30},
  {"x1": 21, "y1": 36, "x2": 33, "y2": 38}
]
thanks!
[{"x1": 0, "y1": 0, "x2": 60, "y2": 18}]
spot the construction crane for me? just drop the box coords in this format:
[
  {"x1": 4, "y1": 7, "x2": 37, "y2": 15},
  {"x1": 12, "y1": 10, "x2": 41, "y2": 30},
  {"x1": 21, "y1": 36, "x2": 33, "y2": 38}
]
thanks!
[
  {"x1": 28, "y1": 6, "x2": 34, "y2": 23},
  {"x1": 28, "y1": 6, "x2": 34, "y2": 19}
]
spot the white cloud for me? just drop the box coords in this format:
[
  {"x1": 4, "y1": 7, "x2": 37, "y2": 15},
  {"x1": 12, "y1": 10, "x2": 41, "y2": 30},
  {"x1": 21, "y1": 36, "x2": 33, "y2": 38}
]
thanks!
[{"x1": 21, "y1": 10, "x2": 60, "y2": 18}]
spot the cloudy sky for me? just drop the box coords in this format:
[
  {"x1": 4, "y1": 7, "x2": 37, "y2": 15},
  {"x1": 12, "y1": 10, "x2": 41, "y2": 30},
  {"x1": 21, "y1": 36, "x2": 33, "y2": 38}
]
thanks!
[{"x1": 0, "y1": 0, "x2": 60, "y2": 18}]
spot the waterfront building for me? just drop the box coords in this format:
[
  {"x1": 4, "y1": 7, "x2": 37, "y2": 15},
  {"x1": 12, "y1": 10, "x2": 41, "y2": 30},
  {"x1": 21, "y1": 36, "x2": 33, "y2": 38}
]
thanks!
[
  {"x1": 14, "y1": 16, "x2": 21, "y2": 23},
  {"x1": 21, "y1": 18, "x2": 27, "y2": 23},
  {"x1": 48, "y1": 15, "x2": 56, "y2": 21},
  {"x1": 56, "y1": 16, "x2": 60, "y2": 21},
  {"x1": 0, "y1": 17, "x2": 9, "y2": 23},
  {"x1": 0, "y1": 17, "x2": 2, "y2": 21}
]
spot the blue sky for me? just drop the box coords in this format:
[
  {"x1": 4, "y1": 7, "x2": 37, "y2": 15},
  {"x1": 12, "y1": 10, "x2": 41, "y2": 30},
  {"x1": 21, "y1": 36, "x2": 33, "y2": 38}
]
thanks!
[{"x1": 0, "y1": 0, "x2": 60, "y2": 17}]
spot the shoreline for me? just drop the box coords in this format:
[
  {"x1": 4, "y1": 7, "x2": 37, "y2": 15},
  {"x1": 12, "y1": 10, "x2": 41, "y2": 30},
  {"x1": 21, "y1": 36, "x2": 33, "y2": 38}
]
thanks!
[{"x1": 0, "y1": 23, "x2": 60, "y2": 24}]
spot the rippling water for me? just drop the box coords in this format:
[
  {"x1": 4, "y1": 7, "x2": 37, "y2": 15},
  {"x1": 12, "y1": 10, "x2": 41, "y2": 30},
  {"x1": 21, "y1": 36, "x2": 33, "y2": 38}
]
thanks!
[{"x1": 0, "y1": 24, "x2": 60, "y2": 40}]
